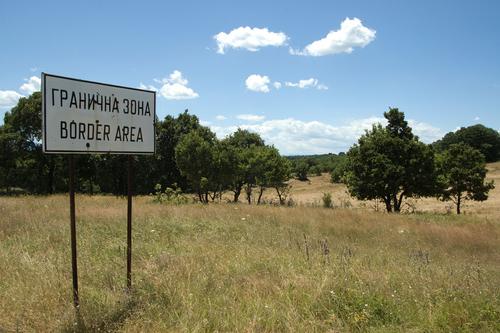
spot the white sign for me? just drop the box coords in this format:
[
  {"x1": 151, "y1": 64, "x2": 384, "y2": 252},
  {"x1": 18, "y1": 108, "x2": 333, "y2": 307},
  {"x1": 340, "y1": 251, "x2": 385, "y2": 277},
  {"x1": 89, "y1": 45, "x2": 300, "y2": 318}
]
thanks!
[{"x1": 42, "y1": 73, "x2": 155, "y2": 154}]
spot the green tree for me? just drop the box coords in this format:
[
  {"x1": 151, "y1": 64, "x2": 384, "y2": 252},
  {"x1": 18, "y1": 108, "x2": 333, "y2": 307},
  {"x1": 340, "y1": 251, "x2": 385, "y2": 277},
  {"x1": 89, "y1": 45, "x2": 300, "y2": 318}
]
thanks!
[
  {"x1": 222, "y1": 129, "x2": 265, "y2": 202},
  {"x1": 245, "y1": 145, "x2": 292, "y2": 205},
  {"x1": 1, "y1": 92, "x2": 64, "y2": 194},
  {"x1": 345, "y1": 108, "x2": 436, "y2": 213},
  {"x1": 434, "y1": 124, "x2": 500, "y2": 162},
  {"x1": 436, "y1": 143, "x2": 494, "y2": 214},
  {"x1": 0, "y1": 126, "x2": 19, "y2": 192},
  {"x1": 294, "y1": 160, "x2": 310, "y2": 181},
  {"x1": 261, "y1": 147, "x2": 292, "y2": 205},
  {"x1": 155, "y1": 110, "x2": 213, "y2": 190},
  {"x1": 175, "y1": 128, "x2": 217, "y2": 203},
  {"x1": 330, "y1": 155, "x2": 348, "y2": 183}
]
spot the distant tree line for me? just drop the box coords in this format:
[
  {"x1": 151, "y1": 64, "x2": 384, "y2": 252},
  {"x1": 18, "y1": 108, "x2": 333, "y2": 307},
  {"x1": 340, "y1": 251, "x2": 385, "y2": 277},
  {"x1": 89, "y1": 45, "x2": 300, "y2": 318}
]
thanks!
[
  {"x1": 0, "y1": 93, "x2": 497, "y2": 213},
  {"x1": 0, "y1": 92, "x2": 291, "y2": 204}
]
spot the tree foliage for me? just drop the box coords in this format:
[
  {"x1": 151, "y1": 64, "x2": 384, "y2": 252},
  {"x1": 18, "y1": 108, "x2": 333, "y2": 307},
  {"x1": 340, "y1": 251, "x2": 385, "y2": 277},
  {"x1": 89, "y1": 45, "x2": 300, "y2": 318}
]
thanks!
[
  {"x1": 345, "y1": 108, "x2": 437, "y2": 212},
  {"x1": 436, "y1": 143, "x2": 494, "y2": 214},
  {"x1": 433, "y1": 124, "x2": 500, "y2": 162}
]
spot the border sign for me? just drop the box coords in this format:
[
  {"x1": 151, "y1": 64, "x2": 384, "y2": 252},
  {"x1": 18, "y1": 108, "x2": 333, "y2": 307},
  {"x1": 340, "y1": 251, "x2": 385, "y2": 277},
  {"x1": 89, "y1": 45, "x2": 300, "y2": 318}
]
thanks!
[
  {"x1": 41, "y1": 73, "x2": 155, "y2": 308},
  {"x1": 42, "y1": 73, "x2": 155, "y2": 154}
]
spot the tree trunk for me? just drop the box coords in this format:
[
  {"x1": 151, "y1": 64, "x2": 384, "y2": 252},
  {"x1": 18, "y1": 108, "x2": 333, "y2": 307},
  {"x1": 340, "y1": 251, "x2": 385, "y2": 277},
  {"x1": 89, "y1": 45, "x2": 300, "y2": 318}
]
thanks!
[
  {"x1": 257, "y1": 187, "x2": 265, "y2": 204},
  {"x1": 456, "y1": 194, "x2": 461, "y2": 215},
  {"x1": 392, "y1": 194, "x2": 401, "y2": 213},
  {"x1": 233, "y1": 184, "x2": 242, "y2": 203},
  {"x1": 384, "y1": 197, "x2": 392, "y2": 213},
  {"x1": 246, "y1": 188, "x2": 252, "y2": 204}
]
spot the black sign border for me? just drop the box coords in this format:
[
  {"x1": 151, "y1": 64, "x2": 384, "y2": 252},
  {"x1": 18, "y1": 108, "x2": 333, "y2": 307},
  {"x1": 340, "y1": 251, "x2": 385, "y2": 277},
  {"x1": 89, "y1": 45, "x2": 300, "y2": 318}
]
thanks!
[{"x1": 42, "y1": 72, "x2": 156, "y2": 155}]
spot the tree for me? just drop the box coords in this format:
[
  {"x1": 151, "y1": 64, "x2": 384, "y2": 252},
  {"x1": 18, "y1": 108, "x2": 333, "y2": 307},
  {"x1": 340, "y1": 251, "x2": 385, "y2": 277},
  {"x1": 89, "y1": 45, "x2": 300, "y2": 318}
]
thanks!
[
  {"x1": 155, "y1": 110, "x2": 213, "y2": 190},
  {"x1": 175, "y1": 129, "x2": 217, "y2": 203},
  {"x1": 294, "y1": 160, "x2": 310, "y2": 181},
  {"x1": 330, "y1": 154, "x2": 348, "y2": 183},
  {"x1": 1, "y1": 92, "x2": 64, "y2": 194},
  {"x1": 245, "y1": 145, "x2": 291, "y2": 204},
  {"x1": 436, "y1": 143, "x2": 494, "y2": 214},
  {"x1": 345, "y1": 108, "x2": 436, "y2": 213},
  {"x1": 0, "y1": 127, "x2": 19, "y2": 192},
  {"x1": 222, "y1": 129, "x2": 265, "y2": 202},
  {"x1": 434, "y1": 124, "x2": 500, "y2": 162},
  {"x1": 262, "y1": 147, "x2": 292, "y2": 205}
]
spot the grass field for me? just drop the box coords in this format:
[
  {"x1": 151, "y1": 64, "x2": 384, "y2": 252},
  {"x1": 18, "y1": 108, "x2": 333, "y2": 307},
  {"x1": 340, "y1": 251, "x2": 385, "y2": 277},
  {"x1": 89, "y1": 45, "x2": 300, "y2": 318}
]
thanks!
[{"x1": 0, "y1": 165, "x2": 499, "y2": 332}]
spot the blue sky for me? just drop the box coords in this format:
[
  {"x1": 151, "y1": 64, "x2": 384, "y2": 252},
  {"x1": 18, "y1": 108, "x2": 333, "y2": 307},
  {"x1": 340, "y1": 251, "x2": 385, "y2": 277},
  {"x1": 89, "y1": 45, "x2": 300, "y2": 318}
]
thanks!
[{"x1": 1, "y1": 0, "x2": 499, "y2": 154}]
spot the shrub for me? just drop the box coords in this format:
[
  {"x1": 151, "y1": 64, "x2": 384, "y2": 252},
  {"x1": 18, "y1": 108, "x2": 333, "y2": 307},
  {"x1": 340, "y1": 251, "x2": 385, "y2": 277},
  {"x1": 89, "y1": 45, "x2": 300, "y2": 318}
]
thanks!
[{"x1": 322, "y1": 192, "x2": 333, "y2": 208}]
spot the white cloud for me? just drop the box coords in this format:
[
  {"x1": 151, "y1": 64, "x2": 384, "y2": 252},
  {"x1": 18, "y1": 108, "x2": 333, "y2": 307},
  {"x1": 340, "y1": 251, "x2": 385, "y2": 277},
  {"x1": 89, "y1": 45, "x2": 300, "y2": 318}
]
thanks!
[
  {"x1": 246, "y1": 75, "x2": 327, "y2": 92},
  {"x1": 215, "y1": 115, "x2": 227, "y2": 121},
  {"x1": 236, "y1": 114, "x2": 266, "y2": 122},
  {"x1": 0, "y1": 90, "x2": 24, "y2": 109},
  {"x1": 141, "y1": 70, "x2": 199, "y2": 100},
  {"x1": 291, "y1": 17, "x2": 376, "y2": 56},
  {"x1": 474, "y1": 116, "x2": 480, "y2": 121},
  {"x1": 19, "y1": 76, "x2": 41, "y2": 94},
  {"x1": 245, "y1": 74, "x2": 271, "y2": 93},
  {"x1": 214, "y1": 26, "x2": 288, "y2": 54},
  {"x1": 407, "y1": 120, "x2": 444, "y2": 143},
  {"x1": 139, "y1": 83, "x2": 158, "y2": 92},
  {"x1": 210, "y1": 116, "x2": 442, "y2": 155},
  {"x1": 284, "y1": 78, "x2": 328, "y2": 90}
]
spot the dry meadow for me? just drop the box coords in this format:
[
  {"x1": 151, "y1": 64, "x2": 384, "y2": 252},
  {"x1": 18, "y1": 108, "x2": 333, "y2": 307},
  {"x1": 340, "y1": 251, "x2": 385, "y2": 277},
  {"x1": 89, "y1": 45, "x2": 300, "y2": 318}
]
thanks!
[{"x1": 0, "y1": 164, "x2": 499, "y2": 332}]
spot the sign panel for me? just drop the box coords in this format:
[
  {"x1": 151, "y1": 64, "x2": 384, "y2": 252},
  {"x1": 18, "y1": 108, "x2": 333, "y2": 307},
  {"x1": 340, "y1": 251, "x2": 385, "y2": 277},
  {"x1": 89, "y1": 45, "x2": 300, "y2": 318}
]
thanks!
[{"x1": 42, "y1": 73, "x2": 155, "y2": 154}]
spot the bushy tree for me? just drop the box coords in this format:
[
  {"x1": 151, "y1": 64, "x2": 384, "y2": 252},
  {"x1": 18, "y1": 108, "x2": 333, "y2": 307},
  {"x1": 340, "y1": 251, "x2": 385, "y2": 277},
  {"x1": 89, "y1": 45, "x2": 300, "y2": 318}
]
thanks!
[
  {"x1": 222, "y1": 129, "x2": 265, "y2": 202},
  {"x1": 174, "y1": 129, "x2": 217, "y2": 203},
  {"x1": 345, "y1": 108, "x2": 436, "y2": 212},
  {"x1": 434, "y1": 124, "x2": 500, "y2": 162},
  {"x1": 249, "y1": 146, "x2": 291, "y2": 204},
  {"x1": 330, "y1": 155, "x2": 348, "y2": 183},
  {"x1": 294, "y1": 160, "x2": 310, "y2": 181},
  {"x1": 436, "y1": 143, "x2": 494, "y2": 214},
  {"x1": 155, "y1": 110, "x2": 213, "y2": 190}
]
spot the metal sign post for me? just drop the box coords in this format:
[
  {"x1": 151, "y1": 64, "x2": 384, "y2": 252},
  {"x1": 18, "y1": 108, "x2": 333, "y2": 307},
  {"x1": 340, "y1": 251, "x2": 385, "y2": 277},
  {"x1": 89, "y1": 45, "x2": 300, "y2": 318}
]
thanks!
[
  {"x1": 127, "y1": 155, "x2": 133, "y2": 290},
  {"x1": 69, "y1": 155, "x2": 79, "y2": 307},
  {"x1": 41, "y1": 73, "x2": 155, "y2": 307}
]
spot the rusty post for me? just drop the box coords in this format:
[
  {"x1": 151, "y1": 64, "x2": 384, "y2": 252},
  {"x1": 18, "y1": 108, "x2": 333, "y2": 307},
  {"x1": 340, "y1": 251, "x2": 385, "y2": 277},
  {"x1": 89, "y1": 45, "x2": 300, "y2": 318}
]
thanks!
[
  {"x1": 69, "y1": 155, "x2": 79, "y2": 307},
  {"x1": 127, "y1": 155, "x2": 133, "y2": 290}
]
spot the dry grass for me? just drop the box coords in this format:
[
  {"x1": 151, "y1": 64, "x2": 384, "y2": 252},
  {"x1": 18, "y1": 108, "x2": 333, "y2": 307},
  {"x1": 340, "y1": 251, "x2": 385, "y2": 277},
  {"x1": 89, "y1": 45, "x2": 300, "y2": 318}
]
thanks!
[{"x1": 1, "y1": 191, "x2": 499, "y2": 332}]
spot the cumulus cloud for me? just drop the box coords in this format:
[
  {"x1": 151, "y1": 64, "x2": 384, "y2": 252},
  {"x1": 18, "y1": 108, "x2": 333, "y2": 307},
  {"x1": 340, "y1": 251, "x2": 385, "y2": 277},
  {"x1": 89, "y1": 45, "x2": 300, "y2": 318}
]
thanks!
[
  {"x1": 246, "y1": 75, "x2": 327, "y2": 92},
  {"x1": 0, "y1": 90, "x2": 24, "y2": 109},
  {"x1": 291, "y1": 17, "x2": 376, "y2": 56},
  {"x1": 214, "y1": 26, "x2": 288, "y2": 54},
  {"x1": 236, "y1": 114, "x2": 266, "y2": 122},
  {"x1": 19, "y1": 76, "x2": 41, "y2": 94},
  {"x1": 245, "y1": 74, "x2": 271, "y2": 93},
  {"x1": 139, "y1": 83, "x2": 158, "y2": 92},
  {"x1": 141, "y1": 70, "x2": 199, "y2": 100},
  {"x1": 284, "y1": 78, "x2": 327, "y2": 90},
  {"x1": 215, "y1": 115, "x2": 227, "y2": 121},
  {"x1": 210, "y1": 116, "x2": 442, "y2": 155}
]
